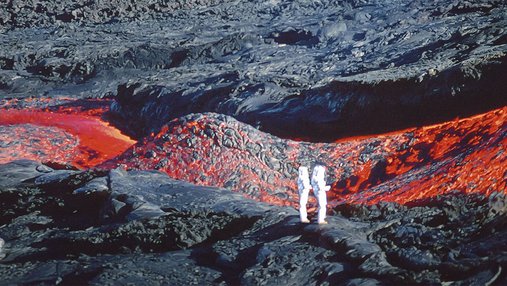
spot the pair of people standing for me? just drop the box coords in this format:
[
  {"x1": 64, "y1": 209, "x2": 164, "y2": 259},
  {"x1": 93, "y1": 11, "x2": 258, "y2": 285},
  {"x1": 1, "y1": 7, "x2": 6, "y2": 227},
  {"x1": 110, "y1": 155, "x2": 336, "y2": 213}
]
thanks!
[{"x1": 297, "y1": 164, "x2": 330, "y2": 224}]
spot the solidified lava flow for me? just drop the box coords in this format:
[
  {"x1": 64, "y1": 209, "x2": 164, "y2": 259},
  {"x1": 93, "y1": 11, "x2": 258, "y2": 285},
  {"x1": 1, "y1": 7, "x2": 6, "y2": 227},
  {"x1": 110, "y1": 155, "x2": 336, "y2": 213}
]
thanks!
[
  {"x1": 0, "y1": 106, "x2": 135, "y2": 168},
  {"x1": 101, "y1": 106, "x2": 507, "y2": 207},
  {"x1": 2, "y1": 0, "x2": 507, "y2": 284}
]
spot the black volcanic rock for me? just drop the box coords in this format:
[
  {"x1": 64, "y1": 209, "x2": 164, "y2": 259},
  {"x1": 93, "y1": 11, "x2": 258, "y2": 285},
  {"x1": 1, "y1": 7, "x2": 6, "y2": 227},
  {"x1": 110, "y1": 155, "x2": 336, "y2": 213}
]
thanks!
[
  {"x1": 1, "y1": 0, "x2": 507, "y2": 283},
  {"x1": 0, "y1": 159, "x2": 52, "y2": 187},
  {"x1": 1, "y1": 0, "x2": 231, "y2": 30},
  {"x1": 1, "y1": 161, "x2": 506, "y2": 285},
  {"x1": 1, "y1": 0, "x2": 506, "y2": 140}
]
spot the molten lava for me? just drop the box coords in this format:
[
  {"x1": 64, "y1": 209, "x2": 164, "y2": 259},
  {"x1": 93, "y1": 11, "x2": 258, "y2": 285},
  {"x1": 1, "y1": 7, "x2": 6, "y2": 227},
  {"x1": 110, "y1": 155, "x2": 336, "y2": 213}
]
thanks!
[
  {"x1": 0, "y1": 124, "x2": 80, "y2": 165},
  {"x1": 102, "y1": 107, "x2": 506, "y2": 207},
  {"x1": 1, "y1": 97, "x2": 505, "y2": 208},
  {"x1": 331, "y1": 107, "x2": 507, "y2": 205},
  {"x1": 0, "y1": 107, "x2": 135, "y2": 168}
]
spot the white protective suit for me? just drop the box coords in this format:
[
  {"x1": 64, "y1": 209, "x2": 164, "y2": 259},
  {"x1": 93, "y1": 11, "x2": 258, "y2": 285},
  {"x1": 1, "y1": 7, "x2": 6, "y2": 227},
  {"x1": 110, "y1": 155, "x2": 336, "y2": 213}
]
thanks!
[
  {"x1": 297, "y1": 166, "x2": 311, "y2": 223},
  {"x1": 311, "y1": 165, "x2": 331, "y2": 224},
  {"x1": 0, "y1": 237, "x2": 4, "y2": 260}
]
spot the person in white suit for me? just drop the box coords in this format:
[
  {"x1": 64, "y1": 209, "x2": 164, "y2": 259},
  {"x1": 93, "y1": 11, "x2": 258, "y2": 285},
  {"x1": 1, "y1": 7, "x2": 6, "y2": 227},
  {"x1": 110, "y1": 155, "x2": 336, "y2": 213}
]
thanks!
[
  {"x1": 297, "y1": 166, "x2": 312, "y2": 223},
  {"x1": 0, "y1": 237, "x2": 5, "y2": 260},
  {"x1": 311, "y1": 164, "x2": 331, "y2": 224}
]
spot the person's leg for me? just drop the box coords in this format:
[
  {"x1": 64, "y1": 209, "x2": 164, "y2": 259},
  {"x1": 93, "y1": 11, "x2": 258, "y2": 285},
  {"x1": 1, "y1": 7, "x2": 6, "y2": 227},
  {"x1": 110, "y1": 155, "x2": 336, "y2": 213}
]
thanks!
[
  {"x1": 299, "y1": 188, "x2": 310, "y2": 223},
  {"x1": 317, "y1": 191, "x2": 327, "y2": 224}
]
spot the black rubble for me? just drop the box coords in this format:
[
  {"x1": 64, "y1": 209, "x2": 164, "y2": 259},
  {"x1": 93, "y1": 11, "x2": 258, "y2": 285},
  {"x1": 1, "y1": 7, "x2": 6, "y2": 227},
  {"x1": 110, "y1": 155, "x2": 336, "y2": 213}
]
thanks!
[
  {"x1": 1, "y1": 0, "x2": 507, "y2": 285},
  {"x1": 1, "y1": 0, "x2": 506, "y2": 140},
  {"x1": 0, "y1": 160, "x2": 506, "y2": 285}
]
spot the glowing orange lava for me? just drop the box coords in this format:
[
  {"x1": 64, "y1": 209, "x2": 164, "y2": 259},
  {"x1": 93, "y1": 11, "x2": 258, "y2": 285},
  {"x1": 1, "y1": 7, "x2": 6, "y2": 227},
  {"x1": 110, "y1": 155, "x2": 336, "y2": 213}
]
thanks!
[
  {"x1": 328, "y1": 106, "x2": 507, "y2": 205},
  {"x1": 0, "y1": 109, "x2": 135, "y2": 168},
  {"x1": 103, "y1": 106, "x2": 506, "y2": 207},
  {"x1": 1, "y1": 97, "x2": 504, "y2": 208}
]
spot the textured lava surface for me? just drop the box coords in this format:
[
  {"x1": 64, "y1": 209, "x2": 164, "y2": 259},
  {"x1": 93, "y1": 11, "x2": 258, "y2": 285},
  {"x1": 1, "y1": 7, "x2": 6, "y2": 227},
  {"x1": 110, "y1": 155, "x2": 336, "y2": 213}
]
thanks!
[
  {"x1": 0, "y1": 102, "x2": 135, "y2": 168},
  {"x1": 101, "y1": 106, "x2": 506, "y2": 206},
  {"x1": 1, "y1": 0, "x2": 507, "y2": 284},
  {"x1": 1, "y1": 161, "x2": 506, "y2": 285},
  {"x1": 1, "y1": 0, "x2": 506, "y2": 140},
  {"x1": 2, "y1": 101, "x2": 504, "y2": 207},
  {"x1": 0, "y1": 124, "x2": 79, "y2": 165}
]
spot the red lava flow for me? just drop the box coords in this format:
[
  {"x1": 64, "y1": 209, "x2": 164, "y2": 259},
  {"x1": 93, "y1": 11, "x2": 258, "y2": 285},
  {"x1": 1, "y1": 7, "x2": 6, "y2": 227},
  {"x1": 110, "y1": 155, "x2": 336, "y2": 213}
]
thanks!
[
  {"x1": 332, "y1": 106, "x2": 507, "y2": 205},
  {"x1": 102, "y1": 106, "x2": 507, "y2": 207},
  {"x1": 0, "y1": 109, "x2": 136, "y2": 168},
  {"x1": 0, "y1": 99, "x2": 505, "y2": 207}
]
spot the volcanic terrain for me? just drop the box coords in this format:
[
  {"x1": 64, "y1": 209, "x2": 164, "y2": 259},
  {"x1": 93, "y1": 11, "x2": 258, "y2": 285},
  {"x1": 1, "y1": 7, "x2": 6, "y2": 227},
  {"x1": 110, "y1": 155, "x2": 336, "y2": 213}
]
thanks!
[{"x1": 1, "y1": 0, "x2": 506, "y2": 285}]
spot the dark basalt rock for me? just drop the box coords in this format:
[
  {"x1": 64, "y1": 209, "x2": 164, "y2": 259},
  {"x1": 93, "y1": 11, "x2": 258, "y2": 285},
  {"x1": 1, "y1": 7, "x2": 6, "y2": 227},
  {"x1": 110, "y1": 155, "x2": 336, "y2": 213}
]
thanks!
[
  {"x1": 1, "y1": 161, "x2": 506, "y2": 285},
  {"x1": 1, "y1": 0, "x2": 506, "y2": 284},
  {"x1": 1, "y1": 0, "x2": 506, "y2": 140},
  {"x1": 111, "y1": 54, "x2": 507, "y2": 141},
  {"x1": 0, "y1": 160, "x2": 52, "y2": 188},
  {"x1": 1, "y1": 0, "x2": 231, "y2": 30}
]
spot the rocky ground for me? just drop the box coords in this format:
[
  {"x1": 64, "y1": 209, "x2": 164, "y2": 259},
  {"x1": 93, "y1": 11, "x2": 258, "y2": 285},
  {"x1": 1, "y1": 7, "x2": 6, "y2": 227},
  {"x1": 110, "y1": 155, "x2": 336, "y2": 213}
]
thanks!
[
  {"x1": 1, "y1": 0, "x2": 506, "y2": 140},
  {"x1": 99, "y1": 107, "x2": 506, "y2": 206},
  {"x1": 1, "y1": 0, "x2": 507, "y2": 284},
  {"x1": 0, "y1": 160, "x2": 506, "y2": 285}
]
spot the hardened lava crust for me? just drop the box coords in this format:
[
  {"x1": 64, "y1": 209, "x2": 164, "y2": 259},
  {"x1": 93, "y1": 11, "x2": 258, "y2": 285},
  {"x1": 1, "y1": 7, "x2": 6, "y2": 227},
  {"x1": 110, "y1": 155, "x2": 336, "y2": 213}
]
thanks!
[
  {"x1": 1, "y1": 0, "x2": 506, "y2": 285},
  {"x1": 0, "y1": 161, "x2": 506, "y2": 285},
  {"x1": 1, "y1": 0, "x2": 507, "y2": 139}
]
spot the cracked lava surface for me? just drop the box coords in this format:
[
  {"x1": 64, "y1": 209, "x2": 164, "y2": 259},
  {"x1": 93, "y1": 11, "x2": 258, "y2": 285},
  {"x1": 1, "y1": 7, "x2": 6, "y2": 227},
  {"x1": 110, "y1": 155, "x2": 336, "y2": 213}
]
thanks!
[
  {"x1": 0, "y1": 103, "x2": 136, "y2": 169},
  {"x1": 1, "y1": 99, "x2": 504, "y2": 207}
]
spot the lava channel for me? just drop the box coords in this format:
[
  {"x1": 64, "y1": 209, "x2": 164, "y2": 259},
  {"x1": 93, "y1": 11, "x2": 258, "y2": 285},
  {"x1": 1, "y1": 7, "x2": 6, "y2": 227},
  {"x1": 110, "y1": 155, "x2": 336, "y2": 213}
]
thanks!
[
  {"x1": 102, "y1": 107, "x2": 507, "y2": 207},
  {"x1": 0, "y1": 109, "x2": 135, "y2": 168}
]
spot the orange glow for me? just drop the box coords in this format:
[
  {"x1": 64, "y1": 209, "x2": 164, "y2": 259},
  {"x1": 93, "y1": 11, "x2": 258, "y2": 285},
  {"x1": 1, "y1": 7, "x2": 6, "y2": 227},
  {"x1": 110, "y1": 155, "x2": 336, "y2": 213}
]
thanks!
[
  {"x1": 1, "y1": 97, "x2": 504, "y2": 208},
  {"x1": 104, "y1": 106, "x2": 506, "y2": 208},
  {"x1": 331, "y1": 106, "x2": 506, "y2": 205},
  {"x1": 0, "y1": 108, "x2": 135, "y2": 168}
]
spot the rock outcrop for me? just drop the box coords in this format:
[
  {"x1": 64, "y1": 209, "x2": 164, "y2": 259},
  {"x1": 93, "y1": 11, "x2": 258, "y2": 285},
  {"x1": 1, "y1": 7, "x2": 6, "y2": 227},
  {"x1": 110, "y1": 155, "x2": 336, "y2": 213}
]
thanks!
[
  {"x1": 1, "y1": 160, "x2": 505, "y2": 285},
  {"x1": 1, "y1": 0, "x2": 506, "y2": 140}
]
